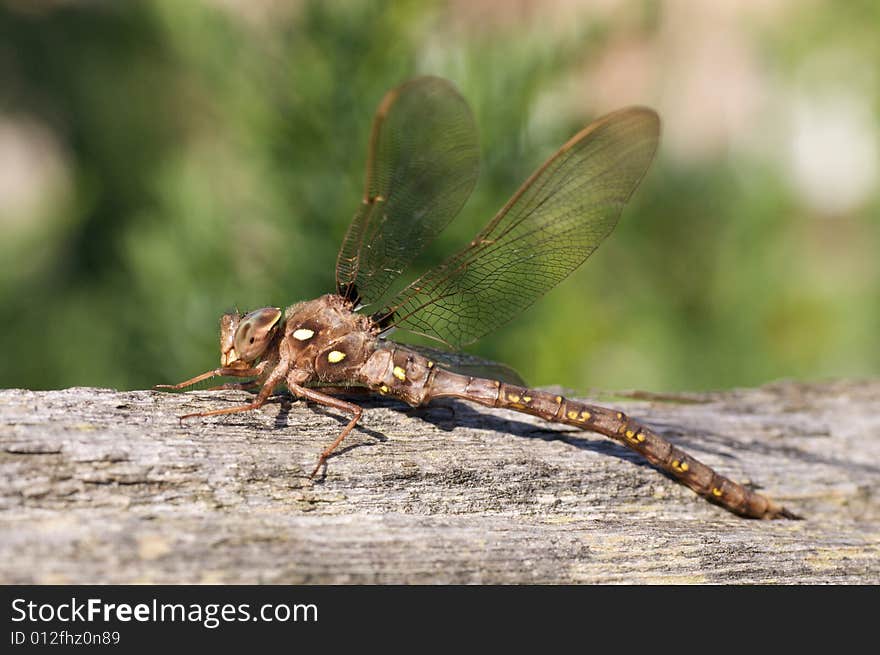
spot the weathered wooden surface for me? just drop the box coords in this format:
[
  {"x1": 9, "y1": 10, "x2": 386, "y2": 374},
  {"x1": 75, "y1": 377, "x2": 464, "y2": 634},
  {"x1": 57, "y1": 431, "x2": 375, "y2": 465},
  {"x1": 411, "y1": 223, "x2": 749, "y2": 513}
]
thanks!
[{"x1": 0, "y1": 380, "x2": 877, "y2": 583}]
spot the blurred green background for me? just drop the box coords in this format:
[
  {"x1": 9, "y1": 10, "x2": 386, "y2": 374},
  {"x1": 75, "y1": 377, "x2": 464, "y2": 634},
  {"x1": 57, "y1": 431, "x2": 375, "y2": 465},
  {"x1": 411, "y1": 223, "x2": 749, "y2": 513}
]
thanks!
[{"x1": 1, "y1": 0, "x2": 878, "y2": 393}]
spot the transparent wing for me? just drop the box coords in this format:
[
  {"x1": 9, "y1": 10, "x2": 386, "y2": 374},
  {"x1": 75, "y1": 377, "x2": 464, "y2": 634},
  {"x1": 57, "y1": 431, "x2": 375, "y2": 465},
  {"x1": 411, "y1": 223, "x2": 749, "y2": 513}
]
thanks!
[
  {"x1": 376, "y1": 107, "x2": 660, "y2": 348},
  {"x1": 399, "y1": 343, "x2": 527, "y2": 386},
  {"x1": 336, "y1": 77, "x2": 480, "y2": 307}
]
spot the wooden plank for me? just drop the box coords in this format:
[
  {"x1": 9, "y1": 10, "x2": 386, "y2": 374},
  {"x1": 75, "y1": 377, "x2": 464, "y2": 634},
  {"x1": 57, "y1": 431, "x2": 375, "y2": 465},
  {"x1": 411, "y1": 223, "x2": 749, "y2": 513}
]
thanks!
[{"x1": 0, "y1": 381, "x2": 877, "y2": 583}]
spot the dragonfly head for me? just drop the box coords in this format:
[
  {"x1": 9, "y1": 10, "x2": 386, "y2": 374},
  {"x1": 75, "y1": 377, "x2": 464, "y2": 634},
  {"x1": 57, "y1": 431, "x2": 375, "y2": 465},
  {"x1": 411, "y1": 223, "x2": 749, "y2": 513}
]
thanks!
[{"x1": 220, "y1": 307, "x2": 282, "y2": 367}]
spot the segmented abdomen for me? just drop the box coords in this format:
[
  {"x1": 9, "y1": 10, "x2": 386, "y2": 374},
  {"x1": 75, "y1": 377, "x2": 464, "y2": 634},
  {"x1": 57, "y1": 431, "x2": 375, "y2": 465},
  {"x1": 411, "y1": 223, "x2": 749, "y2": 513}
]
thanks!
[{"x1": 358, "y1": 345, "x2": 798, "y2": 519}]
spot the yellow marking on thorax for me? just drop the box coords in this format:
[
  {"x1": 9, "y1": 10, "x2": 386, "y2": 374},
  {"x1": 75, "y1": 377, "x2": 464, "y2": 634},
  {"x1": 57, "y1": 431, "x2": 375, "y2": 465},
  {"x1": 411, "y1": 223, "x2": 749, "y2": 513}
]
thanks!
[
  {"x1": 392, "y1": 366, "x2": 406, "y2": 381},
  {"x1": 293, "y1": 328, "x2": 314, "y2": 341},
  {"x1": 555, "y1": 396, "x2": 562, "y2": 404},
  {"x1": 327, "y1": 350, "x2": 346, "y2": 363},
  {"x1": 616, "y1": 412, "x2": 624, "y2": 420}
]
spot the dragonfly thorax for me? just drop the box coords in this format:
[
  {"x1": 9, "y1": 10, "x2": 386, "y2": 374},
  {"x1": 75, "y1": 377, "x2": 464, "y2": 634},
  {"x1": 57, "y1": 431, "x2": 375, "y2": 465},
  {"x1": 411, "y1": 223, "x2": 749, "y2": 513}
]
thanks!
[{"x1": 281, "y1": 294, "x2": 377, "y2": 383}]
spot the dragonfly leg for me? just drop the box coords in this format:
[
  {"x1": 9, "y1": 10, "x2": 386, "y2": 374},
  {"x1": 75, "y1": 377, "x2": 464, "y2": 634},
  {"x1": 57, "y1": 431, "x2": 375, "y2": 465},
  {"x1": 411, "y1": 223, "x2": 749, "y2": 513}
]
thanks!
[
  {"x1": 154, "y1": 364, "x2": 264, "y2": 391},
  {"x1": 289, "y1": 382, "x2": 363, "y2": 479},
  {"x1": 178, "y1": 364, "x2": 286, "y2": 422}
]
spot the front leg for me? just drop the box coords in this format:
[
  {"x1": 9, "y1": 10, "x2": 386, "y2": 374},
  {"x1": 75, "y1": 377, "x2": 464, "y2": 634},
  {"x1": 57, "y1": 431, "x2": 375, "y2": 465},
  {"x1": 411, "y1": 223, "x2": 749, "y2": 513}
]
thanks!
[
  {"x1": 154, "y1": 363, "x2": 266, "y2": 391},
  {"x1": 178, "y1": 362, "x2": 288, "y2": 422},
  {"x1": 288, "y1": 382, "x2": 363, "y2": 479}
]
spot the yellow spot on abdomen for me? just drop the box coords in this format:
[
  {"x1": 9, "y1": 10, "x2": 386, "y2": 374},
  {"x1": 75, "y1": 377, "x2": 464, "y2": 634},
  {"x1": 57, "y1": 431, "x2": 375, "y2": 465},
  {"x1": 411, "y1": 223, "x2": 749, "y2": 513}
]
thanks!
[
  {"x1": 566, "y1": 410, "x2": 579, "y2": 420},
  {"x1": 712, "y1": 487, "x2": 723, "y2": 497},
  {"x1": 522, "y1": 395, "x2": 531, "y2": 403},
  {"x1": 327, "y1": 350, "x2": 346, "y2": 363},
  {"x1": 636, "y1": 433, "x2": 646, "y2": 442},
  {"x1": 379, "y1": 384, "x2": 389, "y2": 395},
  {"x1": 293, "y1": 328, "x2": 314, "y2": 341},
  {"x1": 508, "y1": 393, "x2": 520, "y2": 403},
  {"x1": 392, "y1": 366, "x2": 406, "y2": 381},
  {"x1": 427, "y1": 360, "x2": 435, "y2": 368},
  {"x1": 625, "y1": 430, "x2": 635, "y2": 438},
  {"x1": 680, "y1": 461, "x2": 689, "y2": 472},
  {"x1": 555, "y1": 396, "x2": 562, "y2": 404},
  {"x1": 580, "y1": 410, "x2": 591, "y2": 420}
]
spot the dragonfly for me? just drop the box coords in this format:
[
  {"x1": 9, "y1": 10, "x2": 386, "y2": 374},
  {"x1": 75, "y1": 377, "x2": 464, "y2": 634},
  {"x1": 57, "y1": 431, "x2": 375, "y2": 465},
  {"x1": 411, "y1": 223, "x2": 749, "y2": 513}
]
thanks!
[{"x1": 157, "y1": 76, "x2": 799, "y2": 520}]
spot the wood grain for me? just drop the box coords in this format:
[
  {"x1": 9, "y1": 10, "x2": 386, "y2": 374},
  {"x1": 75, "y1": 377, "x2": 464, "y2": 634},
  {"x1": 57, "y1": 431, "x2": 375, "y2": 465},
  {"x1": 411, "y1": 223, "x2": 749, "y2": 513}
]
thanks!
[{"x1": 1, "y1": 380, "x2": 877, "y2": 583}]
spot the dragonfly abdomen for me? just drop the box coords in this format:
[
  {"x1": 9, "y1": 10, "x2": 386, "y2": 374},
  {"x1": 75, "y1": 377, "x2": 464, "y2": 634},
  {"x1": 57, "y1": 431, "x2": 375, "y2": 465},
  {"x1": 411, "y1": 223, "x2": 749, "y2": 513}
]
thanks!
[{"x1": 363, "y1": 354, "x2": 798, "y2": 520}]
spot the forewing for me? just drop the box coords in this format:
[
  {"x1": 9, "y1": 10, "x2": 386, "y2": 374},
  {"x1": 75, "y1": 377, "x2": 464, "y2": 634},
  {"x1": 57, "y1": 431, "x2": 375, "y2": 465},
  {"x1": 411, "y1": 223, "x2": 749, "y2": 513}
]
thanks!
[
  {"x1": 336, "y1": 77, "x2": 480, "y2": 307},
  {"x1": 377, "y1": 107, "x2": 660, "y2": 348}
]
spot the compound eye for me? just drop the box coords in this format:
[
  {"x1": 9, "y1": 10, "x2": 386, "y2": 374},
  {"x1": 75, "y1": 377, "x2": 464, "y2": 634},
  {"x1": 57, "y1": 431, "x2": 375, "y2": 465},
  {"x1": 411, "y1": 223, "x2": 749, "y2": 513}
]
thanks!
[{"x1": 233, "y1": 307, "x2": 282, "y2": 362}]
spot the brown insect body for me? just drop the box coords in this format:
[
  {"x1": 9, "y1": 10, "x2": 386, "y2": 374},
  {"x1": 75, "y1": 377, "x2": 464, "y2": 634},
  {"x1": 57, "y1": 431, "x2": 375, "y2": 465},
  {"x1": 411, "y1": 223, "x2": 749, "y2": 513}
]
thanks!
[{"x1": 158, "y1": 76, "x2": 799, "y2": 520}]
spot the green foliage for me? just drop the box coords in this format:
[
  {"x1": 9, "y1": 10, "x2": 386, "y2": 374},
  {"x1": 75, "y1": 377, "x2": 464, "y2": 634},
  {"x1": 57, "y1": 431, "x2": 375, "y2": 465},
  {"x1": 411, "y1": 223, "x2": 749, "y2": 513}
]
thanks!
[{"x1": 1, "y1": 0, "x2": 877, "y2": 392}]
